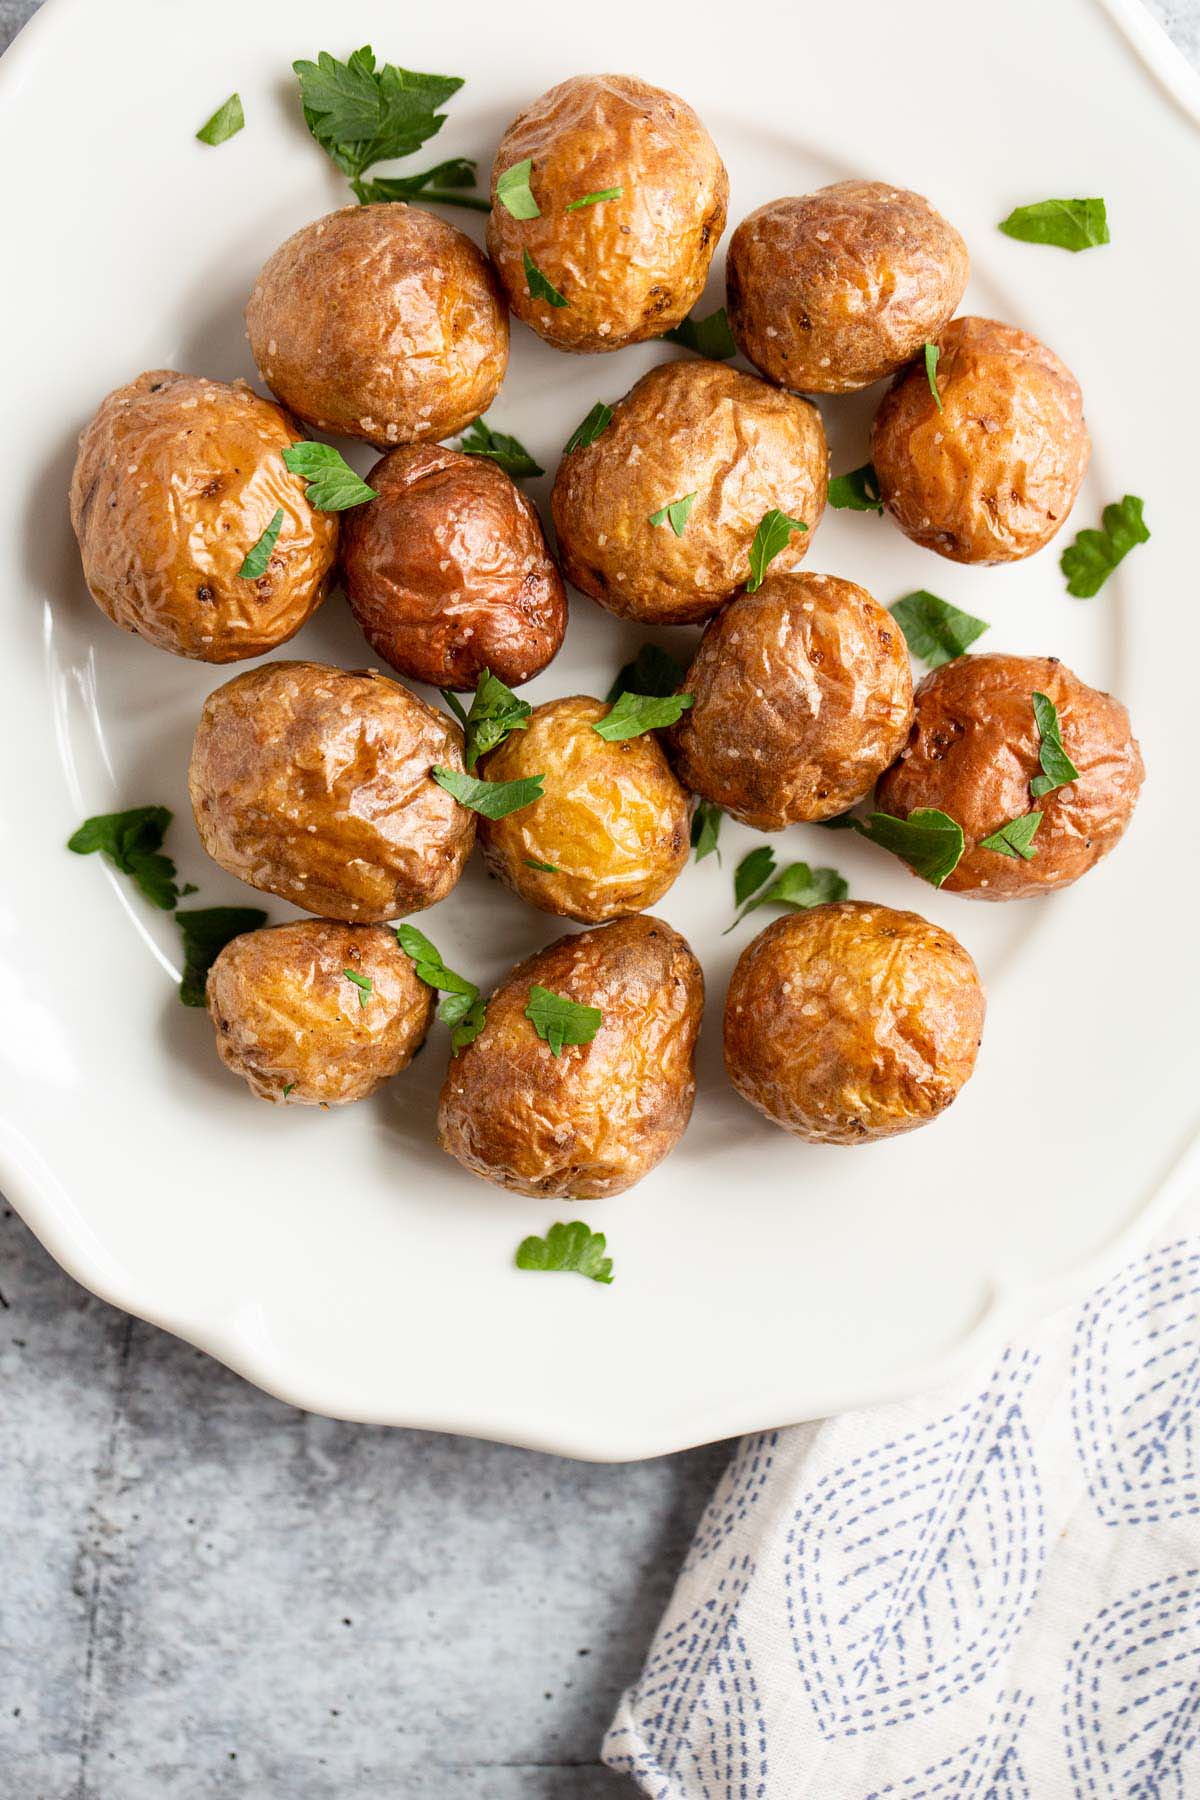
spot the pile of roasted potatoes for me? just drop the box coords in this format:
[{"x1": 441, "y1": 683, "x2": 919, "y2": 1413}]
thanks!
[{"x1": 68, "y1": 70, "x2": 1144, "y2": 1203}]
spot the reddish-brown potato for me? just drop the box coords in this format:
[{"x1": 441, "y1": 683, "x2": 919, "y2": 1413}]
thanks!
[
  {"x1": 552, "y1": 360, "x2": 827, "y2": 623},
  {"x1": 670, "y1": 573, "x2": 913, "y2": 828},
  {"x1": 872, "y1": 316, "x2": 1090, "y2": 562},
  {"x1": 437, "y1": 915, "x2": 704, "y2": 1198},
  {"x1": 477, "y1": 696, "x2": 691, "y2": 922},
  {"x1": 188, "y1": 661, "x2": 475, "y2": 921},
  {"x1": 724, "y1": 902, "x2": 985, "y2": 1144},
  {"x1": 727, "y1": 181, "x2": 969, "y2": 394},
  {"x1": 207, "y1": 921, "x2": 433, "y2": 1105},
  {"x1": 486, "y1": 74, "x2": 728, "y2": 352},
  {"x1": 875, "y1": 654, "x2": 1144, "y2": 898},
  {"x1": 68, "y1": 371, "x2": 337, "y2": 662},
  {"x1": 339, "y1": 444, "x2": 566, "y2": 689},
  {"x1": 246, "y1": 204, "x2": 509, "y2": 447}
]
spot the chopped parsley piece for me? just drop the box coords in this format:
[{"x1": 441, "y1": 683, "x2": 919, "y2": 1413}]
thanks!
[
  {"x1": 593, "y1": 692, "x2": 692, "y2": 741},
  {"x1": 515, "y1": 1220, "x2": 613, "y2": 1284},
  {"x1": 746, "y1": 509, "x2": 807, "y2": 592},
  {"x1": 282, "y1": 1083, "x2": 295, "y2": 1098},
  {"x1": 664, "y1": 306, "x2": 737, "y2": 360},
  {"x1": 431, "y1": 766, "x2": 543, "y2": 818},
  {"x1": 925, "y1": 341, "x2": 943, "y2": 413},
  {"x1": 238, "y1": 507, "x2": 284, "y2": 580},
  {"x1": 890, "y1": 590, "x2": 989, "y2": 667},
  {"x1": 196, "y1": 94, "x2": 245, "y2": 146},
  {"x1": 525, "y1": 984, "x2": 602, "y2": 1057},
  {"x1": 68, "y1": 805, "x2": 181, "y2": 910},
  {"x1": 282, "y1": 442, "x2": 377, "y2": 511},
  {"x1": 979, "y1": 812, "x2": 1043, "y2": 860},
  {"x1": 827, "y1": 464, "x2": 883, "y2": 514},
  {"x1": 456, "y1": 417, "x2": 543, "y2": 478},
  {"x1": 853, "y1": 808, "x2": 965, "y2": 887},
  {"x1": 565, "y1": 186, "x2": 623, "y2": 211},
  {"x1": 648, "y1": 492, "x2": 698, "y2": 538},
  {"x1": 395, "y1": 924, "x2": 486, "y2": 1048},
  {"x1": 606, "y1": 643, "x2": 687, "y2": 703},
  {"x1": 353, "y1": 156, "x2": 488, "y2": 211},
  {"x1": 726, "y1": 847, "x2": 847, "y2": 929},
  {"x1": 999, "y1": 197, "x2": 1109, "y2": 252},
  {"x1": 496, "y1": 157, "x2": 541, "y2": 219},
  {"x1": 733, "y1": 845, "x2": 776, "y2": 909},
  {"x1": 1060, "y1": 495, "x2": 1149, "y2": 597},
  {"x1": 691, "y1": 799, "x2": 722, "y2": 863},
  {"x1": 523, "y1": 248, "x2": 567, "y2": 308},
  {"x1": 177, "y1": 906, "x2": 267, "y2": 1007},
  {"x1": 524, "y1": 857, "x2": 560, "y2": 873},
  {"x1": 343, "y1": 967, "x2": 373, "y2": 1007},
  {"x1": 1030, "y1": 691, "x2": 1079, "y2": 797},
  {"x1": 453, "y1": 669, "x2": 532, "y2": 770},
  {"x1": 564, "y1": 401, "x2": 612, "y2": 454}
]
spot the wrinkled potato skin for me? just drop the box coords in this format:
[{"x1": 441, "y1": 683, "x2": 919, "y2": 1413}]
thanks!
[
  {"x1": 246, "y1": 205, "x2": 509, "y2": 447},
  {"x1": 486, "y1": 74, "x2": 728, "y2": 353},
  {"x1": 437, "y1": 915, "x2": 703, "y2": 1198},
  {"x1": 189, "y1": 661, "x2": 475, "y2": 921},
  {"x1": 872, "y1": 317, "x2": 1090, "y2": 563},
  {"x1": 477, "y1": 696, "x2": 690, "y2": 922},
  {"x1": 207, "y1": 921, "x2": 433, "y2": 1106},
  {"x1": 340, "y1": 445, "x2": 566, "y2": 689},
  {"x1": 727, "y1": 181, "x2": 969, "y2": 394},
  {"x1": 68, "y1": 371, "x2": 338, "y2": 662},
  {"x1": 552, "y1": 361, "x2": 827, "y2": 624},
  {"x1": 671, "y1": 573, "x2": 913, "y2": 828},
  {"x1": 876, "y1": 654, "x2": 1144, "y2": 899},
  {"x1": 724, "y1": 902, "x2": 985, "y2": 1145}
]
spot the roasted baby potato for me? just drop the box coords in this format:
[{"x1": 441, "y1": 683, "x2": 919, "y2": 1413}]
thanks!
[
  {"x1": 551, "y1": 361, "x2": 827, "y2": 624},
  {"x1": 872, "y1": 316, "x2": 1090, "y2": 562},
  {"x1": 486, "y1": 73, "x2": 728, "y2": 353},
  {"x1": 246, "y1": 204, "x2": 509, "y2": 448},
  {"x1": 188, "y1": 661, "x2": 475, "y2": 921},
  {"x1": 437, "y1": 914, "x2": 703, "y2": 1198},
  {"x1": 726, "y1": 181, "x2": 969, "y2": 394},
  {"x1": 875, "y1": 653, "x2": 1144, "y2": 898},
  {"x1": 207, "y1": 920, "x2": 432, "y2": 1105},
  {"x1": 340, "y1": 444, "x2": 566, "y2": 690},
  {"x1": 724, "y1": 902, "x2": 985, "y2": 1144},
  {"x1": 477, "y1": 696, "x2": 691, "y2": 922},
  {"x1": 68, "y1": 370, "x2": 338, "y2": 662},
  {"x1": 670, "y1": 572, "x2": 913, "y2": 828}
]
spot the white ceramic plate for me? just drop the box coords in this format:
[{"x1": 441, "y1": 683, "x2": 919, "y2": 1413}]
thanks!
[{"x1": 3, "y1": 0, "x2": 1199, "y2": 1460}]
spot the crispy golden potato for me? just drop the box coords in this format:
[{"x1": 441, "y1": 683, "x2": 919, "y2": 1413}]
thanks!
[
  {"x1": 724, "y1": 902, "x2": 985, "y2": 1144},
  {"x1": 727, "y1": 181, "x2": 969, "y2": 394},
  {"x1": 477, "y1": 696, "x2": 690, "y2": 922},
  {"x1": 246, "y1": 204, "x2": 509, "y2": 448},
  {"x1": 670, "y1": 572, "x2": 913, "y2": 828},
  {"x1": 486, "y1": 74, "x2": 728, "y2": 352},
  {"x1": 872, "y1": 316, "x2": 1090, "y2": 562},
  {"x1": 207, "y1": 921, "x2": 432, "y2": 1106},
  {"x1": 875, "y1": 653, "x2": 1144, "y2": 899},
  {"x1": 188, "y1": 661, "x2": 475, "y2": 921},
  {"x1": 68, "y1": 371, "x2": 337, "y2": 662},
  {"x1": 339, "y1": 444, "x2": 566, "y2": 689},
  {"x1": 551, "y1": 361, "x2": 827, "y2": 624},
  {"x1": 437, "y1": 915, "x2": 703, "y2": 1198}
]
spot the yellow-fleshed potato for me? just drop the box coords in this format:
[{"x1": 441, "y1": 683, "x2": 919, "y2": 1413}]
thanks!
[
  {"x1": 188, "y1": 661, "x2": 475, "y2": 922},
  {"x1": 872, "y1": 316, "x2": 1090, "y2": 563},
  {"x1": 724, "y1": 902, "x2": 986, "y2": 1145},
  {"x1": 437, "y1": 915, "x2": 704, "y2": 1198},
  {"x1": 207, "y1": 921, "x2": 433, "y2": 1106},
  {"x1": 875, "y1": 653, "x2": 1144, "y2": 899},
  {"x1": 551, "y1": 361, "x2": 827, "y2": 623},
  {"x1": 477, "y1": 696, "x2": 691, "y2": 922},
  {"x1": 68, "y1": 371, "x2": 338, "y2": 662},
  {"x1": 246, "y1": 204, "x2": 509, "y2": 448},
  {"x1": 726, "y1": 181, "x2": 969, "y2": 394},
  {"x1": 486, "y1": 73, "x2": 728, "y2": 352},
  {"x1": 340, "y1": 444, "x2": 566, "y2": 690},
  {"x1": 671, "y1": 573, "x2": 913, "y2": 828}
]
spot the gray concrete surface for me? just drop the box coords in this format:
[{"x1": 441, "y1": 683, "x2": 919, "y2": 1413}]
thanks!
[{"x1": 2, "y1": 1, "x2": 1195, "y2": 1794}]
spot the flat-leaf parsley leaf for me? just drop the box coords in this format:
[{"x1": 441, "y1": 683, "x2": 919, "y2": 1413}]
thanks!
[
  {"x1": 450, "y1": 669, "x2": 532, "y2": 770},
  {"x1": 456, "y1": 417, "x2": 543, "y2": 478},
  {"x1": 525, "y1": 985, "x2": 602, "y2": 1057},
  {"x1": 979, "y1": 812, "x2": 1043, "y2": 860},
  {"x1": 1060, "y1": 495, "x2": 1149, "y2": 597},
  {"x1": 691, "y1": 799, "x2": 722, "y2": 863},
  {"x1": 853, "y1": 808, "x2": 965, "y2": 887},
  {"x1": 664, "y1": 307, "x2": 737, "y2": 360},
  {"x1": 343, "y1": 967, "x2": 373, "y2": 1007},
  {"x1": 999, "y1": 197, "x2": 1109, "y2": 252},
  {"x1": 68, "y1": 805, "x2": 181, "y2": 910},
  {"x1": 238, "y1": 507, "x2": 284, "y2": 580},
  {"x1": 746, "y1": 509, "x2": 807, "y2": 591},
  {"x1": 293, "y1": 47, "x2": 461, "y2": 180},
  {"x1": 177, "y1": 906, "x2": 267, "y2": 1007},
  {"x1": 925, "y1": 341, "x2": 943, "y2": 413},
  {"x1": 197, "y1": 94, "x2": 245, "y2": 146},
  {"x1": 593, "y1": 691, "x2": 692, "y2": 741},
  {"x1": 890, "y1": 590, "x2": 989, "y2": 667},
  {"x1": 496, "y1": 157, "x2": 541, "y2": 219},
  {"x1": 395, "y1": 924, "x2": 486, "y2": 1048},
  {"x1": 431, "y1": 767, "x2": 543, "y2": 819},
  {"x1": 1029, "y1": 691, "x2": 1079, "y2": 797},
  {"x1": 523, "y1": 248, "x2": 567, "y2": 308},
  {"x1": 563, "y1": 401, "x2": 612, "y2": 454},
  {"x1": 648, "y1": 492, "x2": 697, "y2": 537},
  {"x1": 515, "y1": 1220, "x2": 613, "y2": 1284},
  {"x1": 565, "y1": 186, "x2": 623, "y2": 211},
  {"x1": 282, "y1": 442, "x2": 378, "y2": 511},
  {"x1": 827, "y1": 464, "x2": 883, "y2": 514},
  {"x1": 606, "y1": 643, "x2": 687, "y2": 704}
]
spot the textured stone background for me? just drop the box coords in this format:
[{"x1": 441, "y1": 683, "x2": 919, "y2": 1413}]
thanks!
[{"x1": 1, "y1": 3, "x2": 1194, "y2": 1794}]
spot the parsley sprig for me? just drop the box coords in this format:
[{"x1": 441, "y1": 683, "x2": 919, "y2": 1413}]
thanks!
[
  {"x1": 1060, "y1": 495, "x2": 1149, "y2": 597},
  {"x1": 396, "y1": 924, "x2": 486, "y2": 1049},
  {"x1": 515, "y1": 1221, "x2": 613, "y2": 1284},
  {"x1": 445, "y1": 670, "x2": 532, "y2": 770},
  {"x1": 456, "y1": 418, "x2": 543, "y2": 479},
  {"x1": 68, "y1": 806, "x2": 183, "y2": 910},
  {"x1": 725, "y1": 846, "x2": 848, "y2": 930}
]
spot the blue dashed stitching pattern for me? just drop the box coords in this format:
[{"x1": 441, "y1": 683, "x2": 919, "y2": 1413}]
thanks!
[
  {"x1": 686, "y1": 1433, "x2": 781, "y2": 1571},
  {"x1": 865, "y1": 1688, "x2": 1033, "y2": 1799}
]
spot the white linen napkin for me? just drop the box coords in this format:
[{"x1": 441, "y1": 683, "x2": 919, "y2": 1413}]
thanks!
[{"x1": 603, "y1": 1218, "x2": 1200, "y2": 1796}]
